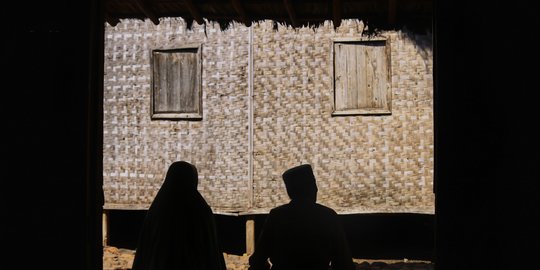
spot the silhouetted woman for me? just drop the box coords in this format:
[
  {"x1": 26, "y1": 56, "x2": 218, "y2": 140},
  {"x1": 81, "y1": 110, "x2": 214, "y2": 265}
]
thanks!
[{"x1": 131, "y1": 161, "x2": 226, "y2": 270}]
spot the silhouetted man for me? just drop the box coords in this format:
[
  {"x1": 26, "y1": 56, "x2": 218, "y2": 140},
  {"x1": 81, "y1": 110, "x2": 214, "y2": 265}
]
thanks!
[{"x1": 248, "y1": 164, "x2": 355, "y2": 270}]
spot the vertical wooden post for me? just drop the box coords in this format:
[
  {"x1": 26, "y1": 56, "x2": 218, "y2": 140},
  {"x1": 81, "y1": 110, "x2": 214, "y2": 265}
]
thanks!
[
  {"x1": 248, "y1": 26, "x2": 254, "y2": 210},
  {"x1": 245, "y1": 217, "x2": 255, "y2": 255},
  {"x1": 102, "y1": 210, "x2": 109, "y2": 246}
]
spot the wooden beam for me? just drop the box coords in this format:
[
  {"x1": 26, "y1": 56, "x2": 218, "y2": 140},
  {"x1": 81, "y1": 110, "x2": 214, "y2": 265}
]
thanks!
[
  {"x1": 333, "y1": 0, "x2": 342, "y2": 28},
  {"x1": 134, "y1": 0, "x2": 159, "y2": 25},
  {"x1": 283, "y1": 0, "x2": 299, "y2": 27},
  {"x1": 184, "y1": 0, "x2": 204, "y2": 25},
  {"x1": 246, "y1": 217, "x2": 255, "y2": 255},
  {"x1": 388, "y1": 0, "x2": 397, "y2": 26},
  {"x1": 231, "y1": 0, "x2": 251, "y2": 27},
  {"x1": 102, "y1": 210, "x2": 109, "y2": 246}
]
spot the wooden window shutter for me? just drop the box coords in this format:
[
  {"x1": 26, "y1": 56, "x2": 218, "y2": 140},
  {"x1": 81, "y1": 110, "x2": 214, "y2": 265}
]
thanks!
[
  {"x1": 333, "y1": 39, "x2": 391, "y2": 115},
  {"x1": 151, "y1": 45, "x2": 202, "y2": 120}
]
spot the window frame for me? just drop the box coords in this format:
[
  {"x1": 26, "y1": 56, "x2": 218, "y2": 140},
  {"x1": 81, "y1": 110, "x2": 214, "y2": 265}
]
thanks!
[
  {"x1": 150, "y1": 43, "x2": 203, "y2": 120},
  {"x1": 331, "y1": 37, "x2": 392, "y2": 116}
]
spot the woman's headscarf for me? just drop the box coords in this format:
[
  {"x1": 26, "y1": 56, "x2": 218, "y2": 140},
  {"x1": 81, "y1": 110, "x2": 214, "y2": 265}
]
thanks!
[{"x1": 131, "y1": 161, "x2": 226, "y2": 270}]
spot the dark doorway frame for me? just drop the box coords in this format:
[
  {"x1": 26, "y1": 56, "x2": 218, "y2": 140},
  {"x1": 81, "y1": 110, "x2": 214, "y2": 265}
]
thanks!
[
  {"x1": 6, "y1": 1, "x2": 535, "y2": 270},
  {"x1": 93, "y1": 1, "x2": 538, "y2": 269}
]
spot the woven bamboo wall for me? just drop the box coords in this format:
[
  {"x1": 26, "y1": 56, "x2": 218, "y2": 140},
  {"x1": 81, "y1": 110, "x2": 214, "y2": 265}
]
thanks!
[
  {"x1": 252, "y1": 21, "x2": 433, "y2": 213},
  {"x1": 103, "y1": 18, "x2": 251, "y2": 211},
  {"x1": 103, "y1": 18, "x2": 434, "y2": 214}
]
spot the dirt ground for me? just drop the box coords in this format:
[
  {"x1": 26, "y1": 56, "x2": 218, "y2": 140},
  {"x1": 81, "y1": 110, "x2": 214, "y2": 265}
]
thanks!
[
  {"x1": 103, "y1": 246, "x2": 434, "y2": 270},
  {"x1": 103, "y1": 246, "x2": 248, "y2": 270}
]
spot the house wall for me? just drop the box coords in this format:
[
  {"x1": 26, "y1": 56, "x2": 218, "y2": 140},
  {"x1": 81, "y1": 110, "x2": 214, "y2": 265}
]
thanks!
[
  {"x1": 103, "y1": 18, "x2": 434, "y2": 214},
  {"x1": 251, "y1": 21, "x2": 433, "y2": 213},
  {"x1": 103, "y1": 18, "x2": 250, "y2": 211}
]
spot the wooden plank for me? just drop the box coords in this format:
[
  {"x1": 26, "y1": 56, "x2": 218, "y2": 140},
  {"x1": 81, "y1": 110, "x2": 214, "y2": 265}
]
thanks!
[
  {"x1": 331, "y1": 109, "x2": 392, "y2": 116},
  {"x1": 246, "y1": 218, "x2": 255, "y2": 255},
  {"x1": 373, "y1": 44, "x2": 387, "y2": 109},
  {"x1": 360, "y1": 42, "x2": 388, "y2": 110},
  {"x1": 346, "y1": 44, "x2": 358, "y2": 110},
  {"x1": 153, "y1": 52, "x2": 170, "y2": 113},
  {"x1": 160, "y1": 53, "x2": 170, "y2": 112},
  {"x1": 365, "y1": 44, "x2": 375, "y2": 109},
  {"x1": 334, "y1": 43, "x2": 346, "y2": 111},
  {"x1": 169, "y1": 53, "x2": 181, "y2": 112},
  {"x1": 372, "y1": 46, "x2": 382, "y2": 108},
  {"x1": 356, "y1": 44, "x2": 368, "y2": 109},
  {"x1": 102, "y1": 210, "x2": 109, "y2": 246},
  {"x1": 179, "y1": 52, "x2": 198, "y2": 113},
  {"x1": 385, "y1": 39, "x2": 392, "y2": 112}
]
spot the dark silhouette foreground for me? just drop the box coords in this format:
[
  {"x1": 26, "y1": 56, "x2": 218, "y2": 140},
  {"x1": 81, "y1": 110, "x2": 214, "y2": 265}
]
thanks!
[
  {"x1": 131, "y1": 161, "x2": 226, "y2": 270},
  {"x1": 248, "y1": 164, "x2": 355, "y2": 270}
]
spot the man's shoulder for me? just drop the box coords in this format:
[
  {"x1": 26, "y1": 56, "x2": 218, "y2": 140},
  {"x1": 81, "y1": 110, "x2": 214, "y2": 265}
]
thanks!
[
  {"x1": 314, "y1": 203, "x2": 338, "y2": 215},
  {"x1": 269, "y1": 202, "x2": 338, "y2": 216},
  {"x1": 269, "y1": 204, "x2": 290, "y2": 213}
]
